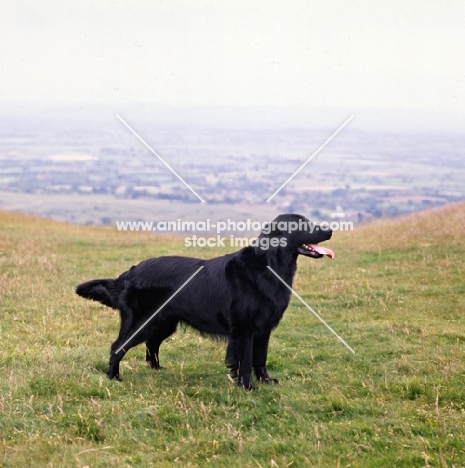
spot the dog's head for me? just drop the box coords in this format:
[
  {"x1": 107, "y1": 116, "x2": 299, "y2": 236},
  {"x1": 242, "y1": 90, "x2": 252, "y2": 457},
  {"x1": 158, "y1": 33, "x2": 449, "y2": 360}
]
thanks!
[{"x1": 254, "y1": 214, "x2": 334, "y2": 259}]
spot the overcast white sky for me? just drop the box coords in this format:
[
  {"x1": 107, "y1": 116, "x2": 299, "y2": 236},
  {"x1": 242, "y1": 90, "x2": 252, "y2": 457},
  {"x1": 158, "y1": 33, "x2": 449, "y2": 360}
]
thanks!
[{"x1": 1, "y1": 0, "x2": 464, "y2": 128}]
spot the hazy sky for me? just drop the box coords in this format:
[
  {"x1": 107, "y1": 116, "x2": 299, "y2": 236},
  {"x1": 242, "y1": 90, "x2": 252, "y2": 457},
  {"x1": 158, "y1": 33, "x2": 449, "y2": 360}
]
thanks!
[{"x1": 1, "y1": 1, "x2": 464, "y2": 122}]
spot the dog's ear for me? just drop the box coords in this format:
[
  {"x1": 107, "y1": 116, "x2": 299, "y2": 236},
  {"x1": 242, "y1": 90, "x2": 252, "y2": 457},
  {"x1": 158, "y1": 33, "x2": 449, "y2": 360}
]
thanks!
[
  {"x1": 260, "y1": 221, "x2": 283, "y2": 237},
  {"x1": 253, "y1": 224, "x2": 284, "y2": 256},
  {"x1": 253, "y1": 239, "x2": 267, "y2": 256}
]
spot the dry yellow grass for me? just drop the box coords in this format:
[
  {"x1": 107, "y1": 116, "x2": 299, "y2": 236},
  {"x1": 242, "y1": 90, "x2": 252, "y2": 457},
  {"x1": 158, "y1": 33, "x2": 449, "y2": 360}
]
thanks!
[{"x1": 1, "y1": 203, "x2": 464, "y2": 467}]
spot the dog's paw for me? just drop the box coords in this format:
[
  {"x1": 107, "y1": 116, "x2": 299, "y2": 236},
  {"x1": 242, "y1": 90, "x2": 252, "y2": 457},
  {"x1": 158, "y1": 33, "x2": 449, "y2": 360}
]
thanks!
[
  {"x1": 147, "y1": 363, "x2": 166, "y2": 370},
  {"x1": 255, "y1": 367, "x2": 278, "y2": 384},
  {"x1": 106, "y1": 372, "x2": 122, "y2": 382},
  {"x1": 238, "y1": 375, "x2": 255, "y2": 391},
  {"x1": 239, "y1": 381, "x2": 256, "y2": 391}
]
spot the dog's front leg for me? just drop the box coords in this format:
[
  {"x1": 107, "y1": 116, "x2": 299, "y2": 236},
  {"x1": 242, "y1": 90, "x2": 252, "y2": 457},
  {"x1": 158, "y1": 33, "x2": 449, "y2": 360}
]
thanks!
[
  {"x1": 253, "y1": 333, "x2": 279, "y2": 384},
  {"x1": 226, "y1": 332, "x2": 255, "y2": 390},
  {"x1": 237, "y1": 334, "x2": 254, "y2": 390},
  {"x1": 225, "y1": 339, "x2": 239, "y2": 382}
]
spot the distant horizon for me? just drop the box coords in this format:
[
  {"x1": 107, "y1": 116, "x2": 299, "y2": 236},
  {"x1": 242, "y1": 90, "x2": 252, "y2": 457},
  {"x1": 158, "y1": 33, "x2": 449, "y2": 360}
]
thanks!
[{"x1": 1, "y1": 101, "x2": 464, "y2": 134}]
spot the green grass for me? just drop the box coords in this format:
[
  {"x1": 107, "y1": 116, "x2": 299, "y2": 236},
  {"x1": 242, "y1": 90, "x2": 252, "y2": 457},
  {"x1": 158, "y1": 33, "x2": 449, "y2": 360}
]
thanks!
[{"x1": 1, "y1": 204, "x2": 464, "y2": 467}]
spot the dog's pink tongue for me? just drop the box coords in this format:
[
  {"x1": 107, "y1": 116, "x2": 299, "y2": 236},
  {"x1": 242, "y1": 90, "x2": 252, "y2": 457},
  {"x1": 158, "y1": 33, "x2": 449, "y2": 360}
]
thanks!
[{"x1": 309, "y1": 244, "x2": 334, "y2": 259}]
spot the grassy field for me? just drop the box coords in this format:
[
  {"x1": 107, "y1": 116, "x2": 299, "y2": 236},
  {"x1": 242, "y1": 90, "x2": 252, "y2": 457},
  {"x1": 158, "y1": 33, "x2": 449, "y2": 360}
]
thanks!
[{"x1": 1, "y1": 204, "x2": 464, "y2": 467}]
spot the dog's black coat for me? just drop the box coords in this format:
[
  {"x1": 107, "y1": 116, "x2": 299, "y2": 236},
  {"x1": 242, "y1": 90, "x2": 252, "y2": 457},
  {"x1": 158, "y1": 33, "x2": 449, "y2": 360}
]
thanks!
[{"x1": 76, "y1": 214, "x2": 332, "y2": 389}]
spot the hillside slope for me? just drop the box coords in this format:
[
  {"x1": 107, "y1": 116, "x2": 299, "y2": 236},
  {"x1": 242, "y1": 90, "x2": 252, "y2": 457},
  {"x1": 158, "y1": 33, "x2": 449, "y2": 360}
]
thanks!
[{"x1": 1, "y1": 203, "x2": 464, "y2": 467}]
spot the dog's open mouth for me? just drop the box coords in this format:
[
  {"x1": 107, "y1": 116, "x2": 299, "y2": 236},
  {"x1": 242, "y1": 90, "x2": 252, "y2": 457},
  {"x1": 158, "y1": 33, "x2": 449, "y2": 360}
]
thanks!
[{"x1": 298, "y1": 243, "x2": 334, "y2": 259}]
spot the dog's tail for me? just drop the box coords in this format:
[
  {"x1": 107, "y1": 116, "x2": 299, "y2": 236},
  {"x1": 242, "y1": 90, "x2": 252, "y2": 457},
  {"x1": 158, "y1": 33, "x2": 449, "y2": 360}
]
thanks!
[{"x1": 76, "y1": 278, "x2": 119, "y2": 309}]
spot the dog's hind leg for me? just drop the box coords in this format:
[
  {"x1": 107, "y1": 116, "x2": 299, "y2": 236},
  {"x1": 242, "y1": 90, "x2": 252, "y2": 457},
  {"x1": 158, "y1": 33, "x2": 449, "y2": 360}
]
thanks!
[
  {"x1": 145, "y1": 317, "x2": 178, "y2": 369},
  {"x1": 107, "y1": 328, "x2": 150, "y2": 380},
  {"x1": 107, "y1": 341, "x2": 126, "y2": 381},
  {"x1": 107, "y1": 302, "x2": 133, "y2": 380},
  {"x1": 106, "y1": 300, "x2": 147, "y2": 380},
  {"x1": 253, "y1": 333, "x2": 279, "y2": 384}
]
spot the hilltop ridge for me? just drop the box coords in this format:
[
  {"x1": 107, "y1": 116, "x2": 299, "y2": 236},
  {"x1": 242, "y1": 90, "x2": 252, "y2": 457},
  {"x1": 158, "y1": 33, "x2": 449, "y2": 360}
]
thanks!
[{"x1": 1, "y1": 199, "x2": 464, "y2": 244}]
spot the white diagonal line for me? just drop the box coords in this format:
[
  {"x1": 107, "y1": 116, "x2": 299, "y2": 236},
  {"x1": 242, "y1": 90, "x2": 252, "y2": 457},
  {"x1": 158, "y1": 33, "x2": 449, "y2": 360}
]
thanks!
[
  {"x1": 267, "y1": 266, "x2": 355, "y2": 354},
  {"x1": 114, "y1": 266, "x2": 204, "y2": 354},
  {"x1": 266, "y1": 115, "x2": 354, "y2": 203},
  {"x1": 116, "y1": 114, "x2": 206, "y2": 203}
]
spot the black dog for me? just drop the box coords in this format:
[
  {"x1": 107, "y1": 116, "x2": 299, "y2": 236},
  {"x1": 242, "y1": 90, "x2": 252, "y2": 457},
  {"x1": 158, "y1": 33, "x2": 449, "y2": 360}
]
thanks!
[{"x1": 76, "y1": 214, "x2": 334, "y2": 389}]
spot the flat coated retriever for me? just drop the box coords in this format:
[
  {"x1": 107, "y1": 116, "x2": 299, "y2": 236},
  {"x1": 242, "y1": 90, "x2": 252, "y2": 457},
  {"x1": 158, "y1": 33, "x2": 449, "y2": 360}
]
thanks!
[{"x1": 76, "y1": 214, "x2": 334, "y2": 389}]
